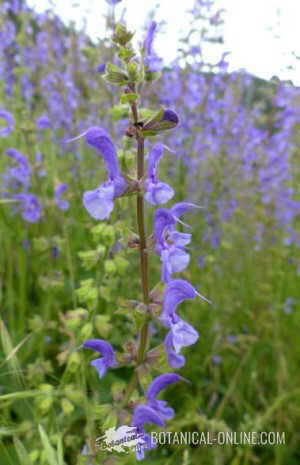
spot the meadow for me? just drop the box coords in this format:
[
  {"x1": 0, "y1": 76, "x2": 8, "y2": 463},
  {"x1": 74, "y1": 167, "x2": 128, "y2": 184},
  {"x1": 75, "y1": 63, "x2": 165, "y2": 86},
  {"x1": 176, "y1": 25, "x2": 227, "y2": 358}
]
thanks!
[{"x1": 0, "y1": 1, "x2": 300, "y2": 464}]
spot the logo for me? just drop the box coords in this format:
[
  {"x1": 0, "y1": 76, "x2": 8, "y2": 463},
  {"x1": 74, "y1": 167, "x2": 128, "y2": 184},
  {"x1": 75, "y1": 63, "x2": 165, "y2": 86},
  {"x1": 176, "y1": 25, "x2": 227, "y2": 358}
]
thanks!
[{"x1": 96, "y1": 425, "x2": 146, "y2": 454}]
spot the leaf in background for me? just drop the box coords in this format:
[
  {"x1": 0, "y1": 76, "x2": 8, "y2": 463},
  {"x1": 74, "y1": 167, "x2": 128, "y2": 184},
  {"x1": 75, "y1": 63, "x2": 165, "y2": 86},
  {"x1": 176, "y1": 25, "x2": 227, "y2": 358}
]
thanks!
[
  {"x1": 38, "y1": 424, "x2": 59, "y2": 465},
  {"x1": 13, "y1": 437, "x2": 31, "y2": 465},
  {"x1": 0, "y1": 319, "x2": 25, "y2": 385}
]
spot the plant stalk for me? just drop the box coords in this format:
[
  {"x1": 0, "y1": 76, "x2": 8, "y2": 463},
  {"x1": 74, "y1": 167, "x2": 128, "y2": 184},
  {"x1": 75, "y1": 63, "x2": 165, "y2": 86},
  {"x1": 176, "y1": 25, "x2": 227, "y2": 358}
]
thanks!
[{"x1": 120, "y1": 95, "x2": 150, "y2": 409}]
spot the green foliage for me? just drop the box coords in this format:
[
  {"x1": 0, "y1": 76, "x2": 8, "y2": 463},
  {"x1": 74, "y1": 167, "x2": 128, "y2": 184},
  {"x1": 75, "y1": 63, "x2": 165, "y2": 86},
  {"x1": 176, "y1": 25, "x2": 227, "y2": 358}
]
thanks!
[
  {"x1": 0, "y1": 4, "x2": 300, "y2": 465},
  {"x1": 104, "y1": 63, "x2": 129, "y2": 85}
]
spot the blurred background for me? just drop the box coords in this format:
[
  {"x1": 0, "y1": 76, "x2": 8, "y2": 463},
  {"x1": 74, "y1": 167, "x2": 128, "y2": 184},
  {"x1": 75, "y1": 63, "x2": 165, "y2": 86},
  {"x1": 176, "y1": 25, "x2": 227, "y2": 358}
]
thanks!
[
  {"x1": 0, "y1": 0, "x2": 300, "y2": 464},
  {"x1": 27, "y1": 0, "x2": 300, "y2": 83}
]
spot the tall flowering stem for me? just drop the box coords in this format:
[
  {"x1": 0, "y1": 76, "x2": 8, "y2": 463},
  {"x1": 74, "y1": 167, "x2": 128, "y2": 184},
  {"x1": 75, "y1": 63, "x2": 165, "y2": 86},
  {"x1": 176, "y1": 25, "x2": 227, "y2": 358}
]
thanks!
[
  {"x1": 134, "y1": 101, "x2": 150, "y2": 362},
  {"x1": 79, "y1": 20, "x2": 210, "y2": 460},
  {"x1": 120, "y1": 88, "x2": 150, "y2": 409}
]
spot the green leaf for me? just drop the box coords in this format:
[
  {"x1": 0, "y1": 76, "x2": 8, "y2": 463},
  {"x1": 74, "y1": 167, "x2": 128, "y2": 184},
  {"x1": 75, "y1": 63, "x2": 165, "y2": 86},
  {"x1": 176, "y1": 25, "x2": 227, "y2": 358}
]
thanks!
[
  {"x1": 38, "y1": 424, "x2": 59, "y2": 465},
  {"x1": 102, "y1": 410, "x2": 118, "y2": 430},
  {"x1": 0, "y1": 319, "x2": 24, "y2": 385},
  {"x1": 57, "y1": 436, "x2": 65, "y2": 465},
  {"x1": 108, "y1": 104, "x2": 129, "y2": 121},
  {"x1": 143, "y1": 107, "x2": 165, "y2": 128},
  {"x1": 0, "y1": 389, "x2": 53, "y2": 402},
  {"x1": 120, "y1": 93, "x2": 139, "y2": 104},
  {"x1": 127, "y1": 62, "x2": 139, "y2": 82},
  {"x1": 144, "y1": 70, "x2": 161, "y2": 83},
  {"x1": 95, "y1": 315, "x2": 112, "y2": 338},
  {"x1": 95, "y1": 403, "x2": 112, "y2": 417},
  {"x1": 104, "y1": 63, "x2": 128, "y2": 85},
  {"x1": 118, "y1": 46, "x2": 136, "y2": 62},
  {"x1": 13, "y1": 437, "x2": 31, "y2": 465},
  {"x1": 141, "y1": 107, "x2": 178, "y2": 136}
]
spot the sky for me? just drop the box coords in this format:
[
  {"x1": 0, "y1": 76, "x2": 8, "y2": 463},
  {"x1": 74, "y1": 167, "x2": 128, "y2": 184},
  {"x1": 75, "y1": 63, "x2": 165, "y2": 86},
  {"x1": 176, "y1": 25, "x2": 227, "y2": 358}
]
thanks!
[{"x1": 27, "y1": 0, "x2": 300, "y2": 84}]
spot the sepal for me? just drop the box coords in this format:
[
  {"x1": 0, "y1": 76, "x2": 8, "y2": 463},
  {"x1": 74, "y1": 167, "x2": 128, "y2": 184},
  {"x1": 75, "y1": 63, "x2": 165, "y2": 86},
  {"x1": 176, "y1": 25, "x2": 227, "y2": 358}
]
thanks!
[
  {"x1": 104, "y1": 63, "x2": 128, "y2": 85},
  {"x1": 142, "y1": 108, "x2": 179, "y2": 136},
  {"x1": 112, "y1": 23, "x2": 134, "y2": 46}
]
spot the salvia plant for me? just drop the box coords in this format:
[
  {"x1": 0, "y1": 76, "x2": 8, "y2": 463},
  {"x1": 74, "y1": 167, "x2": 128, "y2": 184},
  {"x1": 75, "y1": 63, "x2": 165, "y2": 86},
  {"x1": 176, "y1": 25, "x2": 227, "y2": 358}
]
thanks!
[
  {"x1": 72, "y1": 21, "x2": 211, "y2": 460},
  {"x1": 1, "y1": 1, "x2": 300, "y2": 464}
]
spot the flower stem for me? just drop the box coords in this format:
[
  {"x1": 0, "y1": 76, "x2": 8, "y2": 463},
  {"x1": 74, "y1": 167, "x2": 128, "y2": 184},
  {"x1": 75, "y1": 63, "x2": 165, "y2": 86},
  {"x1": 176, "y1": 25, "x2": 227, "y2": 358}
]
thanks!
[
  {"x1": 136, "y1": 137, "x2": 149, "y2": 305},
  {"x1": 119, "y1": 371, "x2": 138, "y2": 410},
  {"x1": 120, "y1": 96, "x2": 150, "y2": 409},
  {"x1": 134, "y1": 107, "x2": 150, "y2": 362}
]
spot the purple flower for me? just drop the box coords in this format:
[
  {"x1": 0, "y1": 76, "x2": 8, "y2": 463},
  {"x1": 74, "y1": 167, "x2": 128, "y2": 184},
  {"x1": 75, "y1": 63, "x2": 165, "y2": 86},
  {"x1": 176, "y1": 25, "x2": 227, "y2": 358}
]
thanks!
[
  {"x1": 227, "y1": 334, "x2": 236, "y2": 344},
  {"x1": 83, "y1": 338, "x2": 117, "y2": 378},
  {"x1": 162, "y1": 109, "x2": 179, "y2": 125},
  {"x1": 160, "y1": 279, "x2": 200, "y2": 326},
  {"x1": 144, "y1": 144, "x2": 174, "y2": 205},
  {"x1": 51, "y1": 246, "x2": 60, "y2": 259},
  {"x1": 154, "y1": 202, "x2": 199, "y2": 281},
  {"x1": 14, "y1": 193, "x2": 42, "y2": 223},
  {"x1": 5, "y1": 149, "x2": 31, "y2": 188},
  {"x1": 145, "y1": 373, "x2": 183, "y2": 419},
  {"x1": 143, "y1": 21, "x2": 163, "y2": 72},
  {"x1": 159, "y1": 279, "x2": 210, "y2": 368},
  {"x1": 283, "y1": 297, "x2": 294, "y2": 314},
  {"x1": 154, "y1": 203, "x2": 199, "y2": 248},
  {"x1": 81, "y1": 127, "x2": 127, "y2": 220},
  {"x1": 164, "y1": 331, "x2": 186, "y2": 368},
  {"x1": 132, "y1": 404, "x2": 164, "y2": 429},
  {"x1": 212, "y1": 355, "x2": 222, "y2": 365},
  {"x1": 105, "y1": 0, "x2": 122, "y2": 4},
  {"x1": 36, "y1": 115, "x2": 51, "y2": 130},
  {"x1": 54, "y1": 183, "x2": 69, "y2": 211},
  {"x1": 164, "y1": 319, "x2": 199, "y2": 368},
  {"x1": 96, "y1": 64, "x2": 106, "y2": 74},
  {"x1": 0, "y1": 109, "x2": 14, "y2": 137},
  {"x1": 160, "y1": 247, "x2": 190, "y2": 282},
  {"x1": 142, "y1": 109, "x2": 179, "y2": 135},
  {"x1": 132, "y1": 373, "x2": 183, "y2": 460}
]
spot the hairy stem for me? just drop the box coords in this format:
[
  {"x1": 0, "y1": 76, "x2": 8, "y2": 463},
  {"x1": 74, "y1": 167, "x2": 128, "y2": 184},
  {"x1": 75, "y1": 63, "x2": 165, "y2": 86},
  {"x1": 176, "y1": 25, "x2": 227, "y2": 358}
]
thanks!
[
  {"x1": 119, "y1": 371, "x2": 138, "y2": 410},
  {"x1": 136, "y1": 137, "x2": 149, "y2": 305},
  {"x1": 120, "y1": 94, "x2": 150, "y2": 409}
]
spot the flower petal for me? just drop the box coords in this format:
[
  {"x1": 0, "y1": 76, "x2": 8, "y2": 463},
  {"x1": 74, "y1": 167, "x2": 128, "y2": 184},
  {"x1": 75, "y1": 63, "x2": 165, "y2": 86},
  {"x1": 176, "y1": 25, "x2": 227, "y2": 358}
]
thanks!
[
  {"x1": 83, "y1": 338, "x2": 117, "y2": 378},
  {"x1": 54, "y1": 183, "x2": 69, "y2": 211},
  {"x1": 15, "y1": 193, "x2": 42, "y2": 223},
  {"x1": 154, "y1": 208, "x2": 176, "y2": 248},
  {"x1": 82, "y1": 181, "x2": 114, "y2": 220},
  {"x1": 162, "y1": 109, "x2": 179, "y2": 125},
  {"x1": 145, "y1": 181, "x2": 174, "y2": 205},
  {"x1": 169, "y1": 231, "x2": 191, "y2": 247},
  {"x1": 160, "y1": 279, "x2": 198, "y2": 326},
  {"x1": 90, "y1": 358, "x2": 108, "y2": 378},
  {"x1": 164, "y1": 332, "x2": 186, "y2": 368},
  {"x1": 147, "y1": 144, "x2": 169, "y2": 179},
  {"x1": 146, "y1": 373, "x2": 183, "y2": 403},
  {"x1": 0, "y1": 109, "x2": 14, "y2": 137},
  {"x1": 132, "y1": 404, "x2": 165, "y2": 428},
  {"x1": 167, "y1": 247, "x2": 190, "y2": 273},
  {"x1": 170, "y1": 202, "x2": 201, "y2": 220},
  {"x1": 143, "y1": 21, "x2": 157, "y2": 56},
  {"x1": 171, "y1": 319, "x2": 199, "y2": 353},
  {"x1": 83, "y1": 338, "x2": 116, "y2": 365},
  {"x1": 85, "y1": 127, "x2": 121, "y2": 180}
]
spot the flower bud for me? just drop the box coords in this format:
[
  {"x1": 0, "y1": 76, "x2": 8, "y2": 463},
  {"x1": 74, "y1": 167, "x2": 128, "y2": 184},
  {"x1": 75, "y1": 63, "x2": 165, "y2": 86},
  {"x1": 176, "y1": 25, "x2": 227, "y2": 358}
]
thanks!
[
  {"x1": 61, "y1": 398, "x2": 74, "y2": 415},
  {"x1": 142, "y1": 108, "x2": 179, "y2": 136},
  {"x1": 112, "y1": 23, "x2": 134, "y2": 46}
]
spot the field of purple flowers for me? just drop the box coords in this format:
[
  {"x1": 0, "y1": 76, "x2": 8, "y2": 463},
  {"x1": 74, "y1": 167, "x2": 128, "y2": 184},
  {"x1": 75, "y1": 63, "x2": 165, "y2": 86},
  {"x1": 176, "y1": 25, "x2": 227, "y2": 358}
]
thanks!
[{"x1": 1, "y1": 0, "x2": 300, "y2": 464}]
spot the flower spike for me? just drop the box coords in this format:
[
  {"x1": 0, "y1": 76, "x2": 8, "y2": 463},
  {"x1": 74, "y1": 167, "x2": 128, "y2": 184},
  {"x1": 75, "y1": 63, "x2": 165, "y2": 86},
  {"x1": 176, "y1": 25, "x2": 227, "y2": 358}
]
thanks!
[
  {"x1": 83, "y1": 339, "x2": 117, "y2": 378},
  {"x1": 75, "y1": 127, "x2": 127, "y2": 220},
  {"x1": 145, "y1": 143, "x2": 175, "y2": 205}
]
